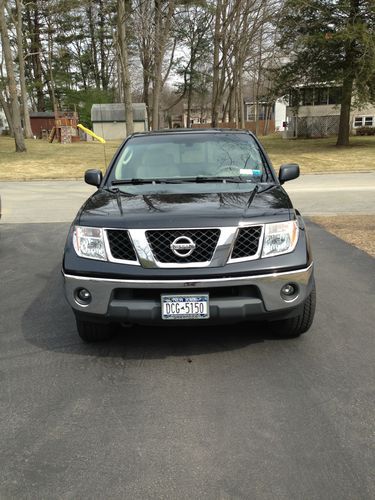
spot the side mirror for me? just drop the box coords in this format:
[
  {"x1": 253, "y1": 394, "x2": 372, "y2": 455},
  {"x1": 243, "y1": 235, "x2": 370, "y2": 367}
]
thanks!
[
  {"x1": 279, "y1": 163, "x2": 300, "y2": 184},
  {"x1": 85, "y1": 169, "x2": 102, "y2": 187}
]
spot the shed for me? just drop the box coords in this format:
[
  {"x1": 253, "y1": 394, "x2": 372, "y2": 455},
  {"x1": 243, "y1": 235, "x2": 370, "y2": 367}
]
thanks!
[
  {"x1": 29, "y1": 111, "x2": 55, "y2": 138},
  {"x1": 91, "y1": 103, "x2": 147, "y2": 140}
]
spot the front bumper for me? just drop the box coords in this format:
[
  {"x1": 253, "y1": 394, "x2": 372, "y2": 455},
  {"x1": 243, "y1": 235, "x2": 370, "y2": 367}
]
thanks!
[{"x1": 63, "y1": 263, "x2": 314, "y2": 324}]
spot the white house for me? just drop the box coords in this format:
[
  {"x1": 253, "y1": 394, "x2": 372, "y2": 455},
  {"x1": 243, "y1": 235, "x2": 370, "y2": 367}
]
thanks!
[{"x1": 285, "y1": 85, "x2": 375, "y2": 137}]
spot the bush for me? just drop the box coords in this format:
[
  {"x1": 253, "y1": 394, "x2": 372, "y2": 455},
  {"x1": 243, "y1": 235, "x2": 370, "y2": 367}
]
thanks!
[{"x1": 356, "y1": 126, "x2": 375, "y2": 136}]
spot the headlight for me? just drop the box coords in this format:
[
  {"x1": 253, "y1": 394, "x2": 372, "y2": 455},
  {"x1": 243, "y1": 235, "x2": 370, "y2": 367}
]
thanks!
[
  {"x1": 73, "y1": 226, "x2": 107, "y2": 261},
  {"x1": 262, "y1": 221, "x2": 299, "y2": 258}
]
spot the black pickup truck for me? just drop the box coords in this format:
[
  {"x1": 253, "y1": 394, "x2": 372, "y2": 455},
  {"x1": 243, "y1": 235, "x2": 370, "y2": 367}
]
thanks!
[{"x1": 63, "y1": 129, "x2": 315, "y2": 342}]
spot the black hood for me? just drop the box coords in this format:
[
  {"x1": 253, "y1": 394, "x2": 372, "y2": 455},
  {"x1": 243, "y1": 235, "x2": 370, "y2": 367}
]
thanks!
[{"x1": 78, "y1": 185, "x2": 292, "y2": 229}]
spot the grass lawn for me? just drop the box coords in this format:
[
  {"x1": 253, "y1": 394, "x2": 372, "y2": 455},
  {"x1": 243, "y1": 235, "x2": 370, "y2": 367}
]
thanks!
[
  {"x1": 0, "y1": 137, "x2": 121, "y2": 181},
  {"x1": 0, "y1": 134, "x2": 374, "y2": 181},
  {"x1": 261, "y1": 134, "x2": 375, "y2": 173}
]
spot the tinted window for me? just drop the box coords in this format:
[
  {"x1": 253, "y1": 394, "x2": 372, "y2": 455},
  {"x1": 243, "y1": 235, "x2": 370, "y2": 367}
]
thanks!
[{"x1": 111, "y1": 133, "x2": 266, "y2": 181}]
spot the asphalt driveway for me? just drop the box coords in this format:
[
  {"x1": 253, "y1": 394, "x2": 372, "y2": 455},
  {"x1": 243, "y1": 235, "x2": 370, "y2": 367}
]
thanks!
[{"x1": 0, "y1": 220, "x2": 374, "y2": 499}]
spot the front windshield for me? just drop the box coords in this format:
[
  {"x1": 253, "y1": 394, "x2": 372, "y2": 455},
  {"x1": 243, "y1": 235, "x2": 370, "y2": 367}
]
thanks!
[{"x1": 110, "y1": 132, "x2": 267, "y2": 183}]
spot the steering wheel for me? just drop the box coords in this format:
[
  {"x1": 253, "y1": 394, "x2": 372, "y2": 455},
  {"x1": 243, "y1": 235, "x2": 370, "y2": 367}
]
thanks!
[{"x1": 215, "y1": 165, "x2": 240, "y2": 177}]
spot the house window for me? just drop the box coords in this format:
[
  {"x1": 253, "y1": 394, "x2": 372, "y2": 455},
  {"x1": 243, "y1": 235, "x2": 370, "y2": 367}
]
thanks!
[
  {"x1": 289, "y1": 90, "x2": 301, "y2": 107},
  {"x1": 315, "y1": 88, "x2": 328, "y2": 105},
  {"x1": 354, "y1": 116, "x2": 374, "y2": 127},
  {"x1": 303, "y1": 88, "x2": 314, "y2": 106},
  {"x1": 328, "y1": 87, "x2": 341, "y2": 104}
]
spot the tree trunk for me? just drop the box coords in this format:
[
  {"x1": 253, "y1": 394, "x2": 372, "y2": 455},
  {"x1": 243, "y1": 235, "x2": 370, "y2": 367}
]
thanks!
[
  {"x1": 186, "y1": 49, "x2": 195, "y2": 128},
  {"x1": 45, "y1": 8, "x2": 57, "y2": 111},
  {"x1": 152, "y1": 72, "x2": 162, "y2": 130},
  {"x1": 238, "y1": 69, "x2": 245, "y2": 128},
  {"x1": 0, "y1": 0, "x2": 26, "y2": 151},
  {"x1": 152, "y1": 0, "x2": 175, "y2": 130},
  {"x1": 32, "y1": 2, "x2": 44, "y2": 111},
  {"x1": 186, "y1": 84, "x2": 192, "y2": 128},
  {"x1": 143, "y1": 70, "x2": 150, "y2": 130},
  {"x1": 0, "y1": 60, "x2": 14, "y2": 135},
  {"x1": 336, "y1": 0, "x2": 358, "y2": 146},
  {"x1": 116, "y1": 53, "x2": 123, "y2": 101},
  {"x1": 136, "y1": 0, "x2": 152, "y2": 130},
  {"x1": 0, "y1": 92, "x2": 14, "y2": 136},
  {"x1": 234, "y1": 85, "x2": 239, "y2": 127},
  {"x1": 24, "y1": 2, "x2": 45, "y2": 111},
  {"x1": 87, "y1": 1, "x2": 100, "y2": 88},
  {"x1": 152, "y1": 0, "x2": 162, "y2": 129},
  {"x1": 255, "y1": 99, "x2": 259, "y2": 136},
  {"x1": 211, "y1": 0, "x2": 222, "y2": 127},
  {"x1": 15, "y1": 0, "x2": 33, "y2": 138},
  {"x1": 76, "y1": 41, "x2": 88, "y2": 91},
  {"x1": 336, "y1": 76, "x2": 353, "y2": 146},
  {"x1": 117, "y1": 0, "x2": 134, "y2": 135},
  {"x1": 223, "y1": 90, "x2": 231, "y2": 123},
  {"x1": 98, "y1": 0, "x2": 107, "y2": 90}
]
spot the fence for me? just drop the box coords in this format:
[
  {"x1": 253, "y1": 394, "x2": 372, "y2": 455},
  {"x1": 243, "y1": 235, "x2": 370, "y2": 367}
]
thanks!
[
  {"x1": 286, "y1": 115, "x2": 340, "y2": 138},
  {"x1": 192, "y1": 120, "x2": 275, "y2": 134}
]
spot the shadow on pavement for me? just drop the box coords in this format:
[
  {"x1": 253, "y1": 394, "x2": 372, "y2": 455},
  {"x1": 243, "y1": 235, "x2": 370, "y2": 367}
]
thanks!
[{"x1": 22, "y1": 264, "x2": 288, "y2": 360}]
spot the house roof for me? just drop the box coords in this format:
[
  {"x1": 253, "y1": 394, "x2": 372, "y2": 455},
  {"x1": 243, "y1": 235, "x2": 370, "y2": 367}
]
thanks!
[
  {"x1": 91, "y1": 103, "x2": 147, "y2": 122},
  {"x1": 29, "y1": 111, "x2": 55, "y2": 118}
]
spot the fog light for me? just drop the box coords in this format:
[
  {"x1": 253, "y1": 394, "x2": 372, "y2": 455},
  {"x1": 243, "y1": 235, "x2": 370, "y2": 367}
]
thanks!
[
  {"x1": 75, "y1": 288, "x2": 92, "y2": 305},
  {"x1": 281, "y1": 283, "x2": 298, "y2": 300}
]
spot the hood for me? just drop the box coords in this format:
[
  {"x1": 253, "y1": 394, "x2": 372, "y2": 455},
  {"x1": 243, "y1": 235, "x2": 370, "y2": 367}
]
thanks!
[{"x1": 78, "y1": 185, "x2": 292, "y2": 228}]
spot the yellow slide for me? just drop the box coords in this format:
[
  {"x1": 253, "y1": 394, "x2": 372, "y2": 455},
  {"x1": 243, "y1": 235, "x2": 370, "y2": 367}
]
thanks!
[{"x1": 77, "y1": 124, "x2": 106, "y2": 144}]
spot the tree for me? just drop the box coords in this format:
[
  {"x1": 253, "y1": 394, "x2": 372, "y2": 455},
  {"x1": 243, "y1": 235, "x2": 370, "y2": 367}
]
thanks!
[
  {"x1": 152, "y1": 0, "x2": 175, "y2": 129},
  {"x1": 273, "y1": 0, "x2": 375, "y2": 146},
  {"x1": 174, "y1": 2, "x2": 213, "y2": 127},
  {"x1": 24, "y1": 0, "x2": 45, "y2": 111},
  {"x1": 0, "y1": 0, "x2": 26, "y2": 151},
  {"x1": 117, "y1": 0, "x2": 134, "y2": 134},
  {"x1": 0, "y1": 55, "x2": 14, "y2": 135},
  {"x1": 14, "y1": 0, "x2": 33, "y2": 138},
  {"x1": 132, "y1": 0, "x2": 153, "y2": 128},
  {"x1": 211, "y1": 0, "x2": 223, "y2": 127}
]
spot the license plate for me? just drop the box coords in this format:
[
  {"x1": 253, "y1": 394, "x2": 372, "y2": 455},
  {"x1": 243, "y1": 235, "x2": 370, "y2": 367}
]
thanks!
[{"x1": 161, "y1": 294, "x2": 209, "y2": 320}]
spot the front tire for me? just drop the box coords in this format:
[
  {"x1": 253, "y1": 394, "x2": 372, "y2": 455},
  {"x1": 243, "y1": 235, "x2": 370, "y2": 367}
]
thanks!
[
  {"x1": 269, "y1": 282, "x2": 316, "y2": 338},
  {"x1": 76, "y1": 318, "x2": 115, "y2": 342}
]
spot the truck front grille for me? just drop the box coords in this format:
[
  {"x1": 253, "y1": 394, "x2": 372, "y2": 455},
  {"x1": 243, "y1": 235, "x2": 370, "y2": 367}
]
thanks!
[
  {"x1": 231, "y1": 226, "x2": 262, "y2": 259},
  {"x1": 107, "y1": 230, "x2": 137, "y2": 261},
  {"x1": 146, "y1": 229, "x2": 220, "y2": 263}
]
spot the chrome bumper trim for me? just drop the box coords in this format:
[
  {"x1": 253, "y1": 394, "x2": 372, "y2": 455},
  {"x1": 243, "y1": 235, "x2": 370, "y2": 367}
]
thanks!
[{"x1": 63, "y1": 263, "x2": 314, "y2": 315}]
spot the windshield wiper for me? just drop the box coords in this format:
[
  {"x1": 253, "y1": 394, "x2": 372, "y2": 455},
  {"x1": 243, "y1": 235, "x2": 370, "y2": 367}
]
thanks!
[
  {"x1": 112, "y1": 178, "x2": 185, "y2": 185},
  {"x1": 194, "y1": 176, "x2": 252, "y2": 183},
  {"x1": 112, "y1": 179, "x2": 152, "y2": 185},
  {"x1": 111, "y1": 176, "x2": 255, "y2": 186}
]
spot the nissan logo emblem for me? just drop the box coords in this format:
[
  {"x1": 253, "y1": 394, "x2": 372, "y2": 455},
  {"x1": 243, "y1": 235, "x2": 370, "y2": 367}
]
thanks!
[{"x1": 170, "y1": 236, "x2": 196, "y2": 257}]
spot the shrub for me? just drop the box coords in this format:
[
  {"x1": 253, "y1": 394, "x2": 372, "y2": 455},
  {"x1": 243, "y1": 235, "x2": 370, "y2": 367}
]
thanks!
[{"x1": 356, "y1": 126, "x2": 375, "y2": 136}]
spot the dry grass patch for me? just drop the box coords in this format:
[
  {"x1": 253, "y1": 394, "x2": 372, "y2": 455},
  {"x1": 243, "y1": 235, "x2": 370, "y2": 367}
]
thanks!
[
  {"x1": 260, "y1": 134, "x2": 375, "y2": 174},
  {"x1": 0, "y1": 137, "x2": 121, "y2": 180},
  {"x1": 312, "y1": 215, "x2": 375, "y2": 257}
]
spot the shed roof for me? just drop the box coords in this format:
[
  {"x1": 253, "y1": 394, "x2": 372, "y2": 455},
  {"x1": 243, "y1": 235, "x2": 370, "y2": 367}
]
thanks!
[
  {"x1": 91, "y1": 103, "x2": 146, "y2": 122},
  {"x1": 29, "y1": 111, "x2": 55, "y2": 118}
]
